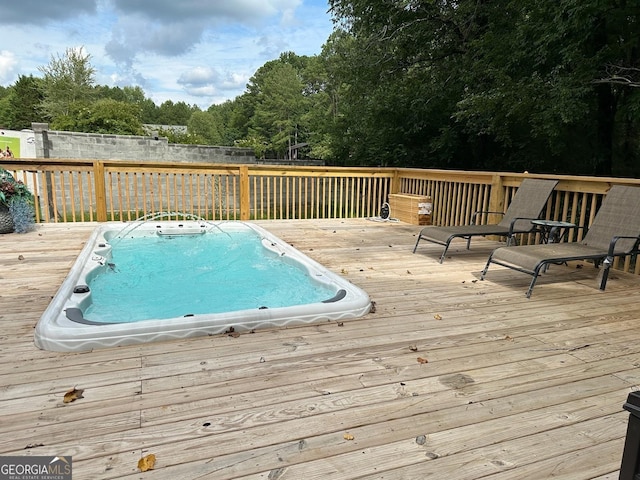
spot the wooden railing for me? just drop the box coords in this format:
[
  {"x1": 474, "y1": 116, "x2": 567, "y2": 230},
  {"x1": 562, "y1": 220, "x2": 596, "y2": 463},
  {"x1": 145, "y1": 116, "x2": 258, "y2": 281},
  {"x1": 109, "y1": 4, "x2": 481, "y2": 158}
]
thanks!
[
  {"x1": 1, "y1": 159, "x2": 395, "y2": 223},
  {"x1": 2, "y1": 158, "x2": 640, "y2": 274}
]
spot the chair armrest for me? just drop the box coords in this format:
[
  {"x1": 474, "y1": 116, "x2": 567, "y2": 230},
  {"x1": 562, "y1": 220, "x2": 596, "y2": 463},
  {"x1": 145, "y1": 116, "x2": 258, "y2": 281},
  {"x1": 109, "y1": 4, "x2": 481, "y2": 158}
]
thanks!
[
  {"x1": 472, "y1": 210, "x2": 504, "y2": 225},
  {"x1": 605, "y1": 235, "x2": 640, "y2": 260},
  {"x1": 600, "y1": 235, "x2": 640, "y2": 290}
]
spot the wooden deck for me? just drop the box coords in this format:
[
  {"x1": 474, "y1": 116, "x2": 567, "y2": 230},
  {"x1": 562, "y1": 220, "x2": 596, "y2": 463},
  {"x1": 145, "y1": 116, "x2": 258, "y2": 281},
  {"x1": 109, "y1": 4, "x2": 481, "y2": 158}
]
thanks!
[{"x1": 2, "y1": 219, "x2": 640, "y2": 479}]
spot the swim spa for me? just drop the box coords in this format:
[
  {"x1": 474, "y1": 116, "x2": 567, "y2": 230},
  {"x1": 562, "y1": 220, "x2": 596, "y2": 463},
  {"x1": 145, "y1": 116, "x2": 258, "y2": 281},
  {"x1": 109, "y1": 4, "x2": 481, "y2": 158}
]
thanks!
[{"x1": 35, "y1": 221, "x2": 371, "y2": 352}]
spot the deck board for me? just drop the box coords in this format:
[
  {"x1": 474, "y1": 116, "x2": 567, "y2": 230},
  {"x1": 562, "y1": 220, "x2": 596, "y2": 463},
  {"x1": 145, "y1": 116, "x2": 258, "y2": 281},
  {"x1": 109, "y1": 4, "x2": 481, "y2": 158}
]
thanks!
[{"x1": 1, "y1": 219, "x2": 639, "y2": 479}]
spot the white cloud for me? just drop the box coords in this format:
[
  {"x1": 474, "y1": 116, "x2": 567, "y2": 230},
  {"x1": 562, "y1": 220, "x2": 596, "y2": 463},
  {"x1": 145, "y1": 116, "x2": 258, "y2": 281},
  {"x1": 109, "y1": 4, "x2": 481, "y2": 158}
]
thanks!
[
  {"x1": 0, "y1": 51, "x2": 18, "y2": 84},
  {"x1": 0, "y1": 0, "x2": 334, "y2": 108},
  {"x1": 178, "y1": 67, "x2": 219, "y2": 87}
]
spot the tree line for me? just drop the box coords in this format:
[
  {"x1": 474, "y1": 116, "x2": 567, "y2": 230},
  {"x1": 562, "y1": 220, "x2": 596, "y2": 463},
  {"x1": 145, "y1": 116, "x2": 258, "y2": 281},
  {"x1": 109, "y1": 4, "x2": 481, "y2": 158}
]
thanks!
[{"x1": 1, "y1": 1, "x2": 639, "y2": 176}]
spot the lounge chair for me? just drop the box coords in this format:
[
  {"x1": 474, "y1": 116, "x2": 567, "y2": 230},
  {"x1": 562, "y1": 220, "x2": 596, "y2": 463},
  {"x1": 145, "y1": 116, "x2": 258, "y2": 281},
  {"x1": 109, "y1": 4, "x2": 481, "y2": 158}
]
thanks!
[
  {"x1": 413, "y1": 178, "x2": 558, "y2": 263},
  {"x1": 480, "y1": 185, "x2": 640, "y2": 298}
]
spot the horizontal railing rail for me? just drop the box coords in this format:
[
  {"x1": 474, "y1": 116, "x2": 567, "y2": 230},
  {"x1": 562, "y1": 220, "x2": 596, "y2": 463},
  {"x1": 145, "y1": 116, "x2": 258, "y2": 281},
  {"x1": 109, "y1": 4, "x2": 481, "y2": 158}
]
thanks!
[{"x1": 2, "y1": 158, "x2": 639, "y2": 275}]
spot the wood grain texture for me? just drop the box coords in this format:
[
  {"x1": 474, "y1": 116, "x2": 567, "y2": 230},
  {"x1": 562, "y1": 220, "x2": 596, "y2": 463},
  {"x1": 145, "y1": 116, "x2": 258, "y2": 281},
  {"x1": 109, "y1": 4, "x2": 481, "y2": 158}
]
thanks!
[{"x1": 1, "y1": 219, "x2": 638, "y2": 479}]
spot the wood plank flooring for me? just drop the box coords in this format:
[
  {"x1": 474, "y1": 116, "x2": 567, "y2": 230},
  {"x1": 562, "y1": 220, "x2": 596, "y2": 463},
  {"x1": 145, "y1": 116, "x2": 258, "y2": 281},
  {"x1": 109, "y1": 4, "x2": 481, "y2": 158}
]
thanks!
[{"x1": 1, "y1": 219, "x2": 640, "y2": 479}]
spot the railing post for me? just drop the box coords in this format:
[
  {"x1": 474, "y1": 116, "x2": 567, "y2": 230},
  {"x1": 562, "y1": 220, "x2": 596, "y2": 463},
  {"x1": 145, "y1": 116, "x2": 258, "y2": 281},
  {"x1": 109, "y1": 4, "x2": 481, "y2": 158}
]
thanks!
[
  {"x1": 487, "y1": 174, "x2": 505, "y2": 225},
  {"x1": 391, "y1": 168, "x2": 401, "y2": 194},
  {"x1": 240, "y1": 165, "x2": 250, "y2": 220},
  {"x1": 94, "y1": 161, "x2": 107, "y2": 222}
]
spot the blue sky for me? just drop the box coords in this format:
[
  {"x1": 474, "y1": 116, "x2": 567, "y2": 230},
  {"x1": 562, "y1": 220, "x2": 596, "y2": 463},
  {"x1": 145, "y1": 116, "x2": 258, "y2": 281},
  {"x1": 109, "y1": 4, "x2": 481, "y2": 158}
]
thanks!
[{"x1": 0, "y1": 0, "x2": 335, "y2": 108}]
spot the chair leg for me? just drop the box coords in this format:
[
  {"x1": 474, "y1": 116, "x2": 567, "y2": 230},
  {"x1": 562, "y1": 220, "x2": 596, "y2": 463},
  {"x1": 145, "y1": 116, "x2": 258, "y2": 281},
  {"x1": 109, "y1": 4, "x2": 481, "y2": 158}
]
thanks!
[
  {"x1": 466, "y1": 236, "x2": 471, "y2": 250},
  {"x1": 599, "y1": 257, "x2": 613, "y2": 290},
  {"x1": 526, "y1": 264, "x2": 545, "y2": 298},
  {"x1": 439, "y1": 242, "x2": 451, "y2": 264},
  {"x1": 480, "y1": 255, "x2": 493, "y2": 279},
  {"x1": 412, "y1": 236, "x2": 421, "y2": 253},
  {"x1": 526, "y1": 279, "x2": 536, "y2": 298}
]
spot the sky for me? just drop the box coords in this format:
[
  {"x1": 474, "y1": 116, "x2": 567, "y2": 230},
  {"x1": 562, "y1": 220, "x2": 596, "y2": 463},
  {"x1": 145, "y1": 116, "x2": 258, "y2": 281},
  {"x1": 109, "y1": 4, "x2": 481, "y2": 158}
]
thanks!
[{"x1": 0, "y1": 0, "x2": 335, "y2": 109}]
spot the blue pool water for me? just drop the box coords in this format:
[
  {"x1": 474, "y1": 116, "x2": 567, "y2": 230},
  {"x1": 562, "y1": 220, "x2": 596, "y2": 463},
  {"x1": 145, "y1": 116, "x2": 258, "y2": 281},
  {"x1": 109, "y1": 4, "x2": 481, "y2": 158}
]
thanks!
[{"x1": 85, "y1": 231, "x2": 335, "y2": 323}]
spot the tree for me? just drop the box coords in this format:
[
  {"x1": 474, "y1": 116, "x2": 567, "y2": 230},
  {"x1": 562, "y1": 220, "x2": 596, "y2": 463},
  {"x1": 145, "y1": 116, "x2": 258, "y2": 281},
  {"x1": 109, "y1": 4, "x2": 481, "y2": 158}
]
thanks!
[
  {"x1": 252, "y1": 62, "x2": 306, "y2": 158},
  {"x1": 53, "y1": 98, "x2": 143, "y2": 135},
  {"x1": 0, "y1": 94, "x2": 12, "y2": 129},
  {"x1": 327, "y1": 0, "x2": 640, "y2": 176},
  {"x1": 9, "y1": 75, "x2": 43, "y2": 130},
  {"x1": 156, "y1": 100, "x2": 199, "y2": 126},
  {"x1": 209, "y1": 100, "x2": 244, "y2": 146},
  {"x1": 38, "y1": 47, "x2": 96, "y2": 123},
  {"x1": 187, "y1": 110, "x2": 224, "y2": 145}
]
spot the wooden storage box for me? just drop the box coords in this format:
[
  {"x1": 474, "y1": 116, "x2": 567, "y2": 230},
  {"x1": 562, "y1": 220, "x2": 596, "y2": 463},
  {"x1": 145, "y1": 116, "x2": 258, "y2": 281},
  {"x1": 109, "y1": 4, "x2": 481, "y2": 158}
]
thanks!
[{"x1": 388, "y1": 194, "x2": 432, "y2": 225}]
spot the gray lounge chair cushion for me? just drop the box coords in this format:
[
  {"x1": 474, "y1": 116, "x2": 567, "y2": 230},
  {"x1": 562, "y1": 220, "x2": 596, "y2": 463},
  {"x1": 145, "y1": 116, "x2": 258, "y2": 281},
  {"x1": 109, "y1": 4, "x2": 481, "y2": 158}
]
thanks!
[
  {"x1": 417, "y1": 178, "x2": 558, "y2": 243},
  {"x1": 486, "y1": 243, "x2": 606, "y2": 273},
  {"x1": 488, "y1": 184, "x2": 640, "y2": 274}
]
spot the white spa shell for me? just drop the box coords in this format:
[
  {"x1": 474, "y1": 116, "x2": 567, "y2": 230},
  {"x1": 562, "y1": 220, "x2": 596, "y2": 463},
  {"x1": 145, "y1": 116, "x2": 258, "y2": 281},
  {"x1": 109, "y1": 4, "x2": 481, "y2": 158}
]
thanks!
[{"x1": 34, "y1": 221, "x2": 372, "y2": 352}]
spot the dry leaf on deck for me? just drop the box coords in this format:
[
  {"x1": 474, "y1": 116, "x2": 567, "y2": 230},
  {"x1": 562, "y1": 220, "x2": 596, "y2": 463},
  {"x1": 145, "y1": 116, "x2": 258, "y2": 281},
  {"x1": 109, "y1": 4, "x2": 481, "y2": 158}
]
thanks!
[
  {"x1": 63, "y1": 387, "x2": 84, "y2": 403},
  {"x1": 343, "y1": 433, "x2": 355, "y2": 441},
  {"x1": 417, "y1": 357, "x2": 429, "y2": 364},
  {"x1": 409, "y1": 345, "x2": 418, "y2": 352},
  {"x1": 341, "y1": 268, "x2": 348, "y2": 274},
  {"x1": 138, "y1": 454, "x2": 156, "y2": 472},
  {"x1": 433, "y1": 314, "x2": 442, "y2": 320}
]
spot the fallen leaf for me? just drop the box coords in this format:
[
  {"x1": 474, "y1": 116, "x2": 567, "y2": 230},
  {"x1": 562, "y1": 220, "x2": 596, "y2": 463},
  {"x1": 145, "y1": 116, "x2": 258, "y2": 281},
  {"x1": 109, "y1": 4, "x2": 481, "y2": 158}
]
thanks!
[
  {"x1": 138, "y1": 454, "x2": 156, "y2": 472},
  {"x1": 343, "y1": 433, "x2": 355, "y2": 441},
  {"x1": 417, "y1": 357, "x2": 429, "y2": 364},
  {"x1": 433, "y1": 314, "x2": 442, "y2": 320},
  {"x1": 337, "y1": 322, "x2": 344, "y2": 327},
  {"x1": 504, "y1": 335, "x2": 513, "y2": 341},
  {"x1": 63, "y1": 387, "x2": 84, "y2": 403},
  {"x1": 341, "y1": 268, "x2": 348, "y2": 274},
  {"x1": 24, "y1": 443, "x2": 44, "y2": 449},
  {"x1": 228, "y1": 331, "x2": 241, "y2": 338},
  {"x1": 409, "y1": 345, "x2": 418, "y2": 352},
  {"x1": 18, "y1": 254, "x2": 24, "y2": 261},
  {"x1": 370, "y1": 301, "x2": 377, "y2": 313},
  {"x1": 407, "y1": 270, "x2": 412, "y2": 274}
]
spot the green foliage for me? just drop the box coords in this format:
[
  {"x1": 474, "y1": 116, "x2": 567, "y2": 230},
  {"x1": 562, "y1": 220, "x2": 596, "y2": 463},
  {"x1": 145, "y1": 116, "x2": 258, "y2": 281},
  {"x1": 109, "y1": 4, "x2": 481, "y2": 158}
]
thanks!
[
  {"x1": 38, "y1": 47, "x2": 97, "y2": 122},
  {"x1": 242, "y1": 53, "x2": 314, "y2": 159},
  {"x1": 51, "y1": 98, "x2": 143, "y2": 135},
  {"x1": 157, "y1": 127, "x2": 204, "y2": 145},
  {"x1": 235, "y1": 135, "x2": 269, "y2": 159},
  {"x1": 325, "y1": 0, "x2": 640, "y2": 175},
  {"x1": 9, "y1": 75, "x2": 44, "y2": 130},
  {"x1": 188, "y1": 110, "x2": 224, "y2": 145},
  {"x1": 0, "y1": 168, "x2": 33, "y2": 207},
  {"x1": 8, "y1": 4, "x2": 639, "y2": 175},
  {"x1": 0, "y1": 95, "x2": 13, "y2": 128},
  {"x1": 156, "y1": 100, "x2": 200, "y2": 125}
]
